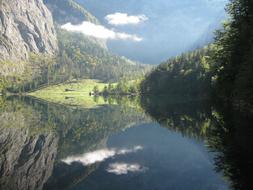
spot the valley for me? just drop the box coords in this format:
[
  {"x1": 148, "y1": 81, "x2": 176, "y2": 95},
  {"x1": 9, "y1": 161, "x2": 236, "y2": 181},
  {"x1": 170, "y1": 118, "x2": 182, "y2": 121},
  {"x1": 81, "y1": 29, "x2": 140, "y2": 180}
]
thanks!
[{"x1": 0, "y1": 0, "x2": 253, "y2": 190}]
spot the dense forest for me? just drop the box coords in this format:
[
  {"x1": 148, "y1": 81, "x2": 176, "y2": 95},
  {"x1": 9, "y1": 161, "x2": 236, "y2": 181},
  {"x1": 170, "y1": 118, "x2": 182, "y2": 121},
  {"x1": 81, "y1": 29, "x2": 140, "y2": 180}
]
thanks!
[
  {"x1": 213, "y1": 0, "x2": 253, "y2": 108},
  {"x1": 141, "y1": 45, "x2": 214, "y2": 96},
  {"x1": 141, "y1": 0, "x2": 253, "y2": 110}
]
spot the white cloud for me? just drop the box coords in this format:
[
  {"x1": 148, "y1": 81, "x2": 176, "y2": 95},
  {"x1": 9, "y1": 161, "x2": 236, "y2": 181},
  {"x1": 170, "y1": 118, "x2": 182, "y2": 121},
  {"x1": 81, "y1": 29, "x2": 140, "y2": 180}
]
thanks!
[
  {"x1": 62, "y1": 146, "x2": 143, "y2": 166},
  {"x1": 61, "y1": 21, "x2": 142, "y2": 41},
  {"x1": 105, "y1": 12, "x2": 148, "y2": 26},
  {"x1": 107, "y1": 162, "x2": 148, "y2": 175}
]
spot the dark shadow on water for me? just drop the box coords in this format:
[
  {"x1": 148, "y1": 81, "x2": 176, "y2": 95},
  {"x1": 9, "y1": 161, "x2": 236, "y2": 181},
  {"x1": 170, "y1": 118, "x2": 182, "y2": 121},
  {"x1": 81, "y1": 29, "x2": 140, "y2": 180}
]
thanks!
[{"x1": 140, "y1": 95, "x2": 253, "y2": 190}]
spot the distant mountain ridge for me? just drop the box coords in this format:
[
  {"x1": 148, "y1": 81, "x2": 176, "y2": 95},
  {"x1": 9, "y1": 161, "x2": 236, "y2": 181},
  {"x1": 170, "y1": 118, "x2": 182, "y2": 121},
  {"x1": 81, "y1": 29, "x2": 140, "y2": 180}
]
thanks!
[
  {"x1": 43, "y1": 0, "x2": 99, "y2": 25},
  {"x1": 191, "y1": 13, "x2": 226, "y2": 50},
  {"x1": 43, "y1": 0, "x2": 107, "y2": 49},
  {"x1": 76, "y1": 0, "x2": 227, "y2": 64}
]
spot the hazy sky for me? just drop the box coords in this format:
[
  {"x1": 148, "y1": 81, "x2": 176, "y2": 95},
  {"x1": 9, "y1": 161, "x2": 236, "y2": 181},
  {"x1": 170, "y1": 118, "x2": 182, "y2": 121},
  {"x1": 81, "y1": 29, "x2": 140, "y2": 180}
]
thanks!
[{"x1": 76, "y1": 0, "x2": 228, "y2": 64}]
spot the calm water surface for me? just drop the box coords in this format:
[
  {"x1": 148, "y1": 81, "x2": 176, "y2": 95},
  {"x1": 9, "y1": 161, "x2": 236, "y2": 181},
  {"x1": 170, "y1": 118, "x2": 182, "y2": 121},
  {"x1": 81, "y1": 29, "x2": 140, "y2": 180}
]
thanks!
[{"x1": 0, "y1": 96, "x2": 252, "y2": 190}]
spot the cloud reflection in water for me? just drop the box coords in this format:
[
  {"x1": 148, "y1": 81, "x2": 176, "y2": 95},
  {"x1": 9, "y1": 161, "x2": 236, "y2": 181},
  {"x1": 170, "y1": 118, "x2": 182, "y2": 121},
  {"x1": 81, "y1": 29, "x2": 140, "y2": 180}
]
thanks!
[
  {"x1": 62, "y1": 146, "x2": 143, "y2": 166},
  {"x1": 107, "y1": 162, "x2": 148, "y2": 175}
]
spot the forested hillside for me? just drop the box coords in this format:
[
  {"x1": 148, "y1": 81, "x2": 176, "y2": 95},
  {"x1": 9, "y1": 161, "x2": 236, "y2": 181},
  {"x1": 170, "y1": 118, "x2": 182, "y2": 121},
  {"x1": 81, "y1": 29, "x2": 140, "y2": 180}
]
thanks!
[
  {"x1": 141, "y1": 45, "x2": 214, "y2": 97},
  {"x1": 141, "y1": 0, "x2": 253, "y2": 109},
  {"x1": 1, "y1": 30, "x2": 150, "y2": 93},
  {"x1": 44, "y1": 0, "x2": 99, "y2": 24},
  {"x1": 57, "y1": 29, "x2": 150, "y2": 82},
  {"x1": 213, "y1": 0, "x2": 253, "y2": 108}
]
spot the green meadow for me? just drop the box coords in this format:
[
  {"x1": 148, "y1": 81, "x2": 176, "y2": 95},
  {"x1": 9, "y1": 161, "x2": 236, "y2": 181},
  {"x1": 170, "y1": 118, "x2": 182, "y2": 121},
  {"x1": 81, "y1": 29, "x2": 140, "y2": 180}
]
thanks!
[{"x1": 29, "y1": 79, "x2": 111, "y2": 108}]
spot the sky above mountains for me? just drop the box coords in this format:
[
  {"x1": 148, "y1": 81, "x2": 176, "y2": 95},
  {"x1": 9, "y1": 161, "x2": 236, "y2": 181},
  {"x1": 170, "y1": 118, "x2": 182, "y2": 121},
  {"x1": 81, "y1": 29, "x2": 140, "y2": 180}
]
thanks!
[{"x1": 73, "y1": 0, "x2": 227, "y2": 64}]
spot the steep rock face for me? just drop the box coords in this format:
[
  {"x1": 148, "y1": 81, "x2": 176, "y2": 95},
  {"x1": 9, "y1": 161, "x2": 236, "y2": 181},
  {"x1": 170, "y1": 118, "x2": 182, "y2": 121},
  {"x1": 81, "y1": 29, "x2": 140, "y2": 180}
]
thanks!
[{"x1": 0, "y1": 0, "x2": 58, "y2": 61}]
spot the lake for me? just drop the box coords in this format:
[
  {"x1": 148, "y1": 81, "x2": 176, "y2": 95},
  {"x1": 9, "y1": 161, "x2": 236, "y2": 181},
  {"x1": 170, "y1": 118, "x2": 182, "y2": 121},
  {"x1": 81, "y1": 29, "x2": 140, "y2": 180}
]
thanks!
[{"x1": 0, "y1": 96, "x2": 252, "y2": 190}]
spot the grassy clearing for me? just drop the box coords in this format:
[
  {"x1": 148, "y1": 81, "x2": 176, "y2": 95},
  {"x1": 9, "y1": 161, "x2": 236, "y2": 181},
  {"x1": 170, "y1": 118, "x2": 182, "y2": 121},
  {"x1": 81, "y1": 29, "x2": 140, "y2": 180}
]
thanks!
[{"x1": 29, "y1": 79, "x2": 111, "y2": 108}]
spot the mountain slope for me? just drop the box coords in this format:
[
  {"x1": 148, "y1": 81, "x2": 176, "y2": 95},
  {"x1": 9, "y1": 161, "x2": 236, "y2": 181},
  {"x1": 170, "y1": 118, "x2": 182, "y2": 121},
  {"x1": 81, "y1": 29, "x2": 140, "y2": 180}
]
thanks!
[
  {"x1": 44, "y1": 0, "x2": 99, "y2": 25},
  {"x1": 44, "y1": 0, "x2": 107, "y2": 49},
  {"x1": 18, "y1": 29, "x2": 151, "y2": 93},
  {"x1": 56, "y1": 29, "x2": 151, "y2": 82},
  {"x1": 40, "y1": 0, "x2": 151, "y2": 84},
  {"x1": 0, "y1": 0, "x2": 151, "y2": 93},
  {"x1": 0, "y1": 0, "x2": 58, "y2": 61},
  {"x1": 0, "y1": 0, "x2": 58, "y2": 93}
]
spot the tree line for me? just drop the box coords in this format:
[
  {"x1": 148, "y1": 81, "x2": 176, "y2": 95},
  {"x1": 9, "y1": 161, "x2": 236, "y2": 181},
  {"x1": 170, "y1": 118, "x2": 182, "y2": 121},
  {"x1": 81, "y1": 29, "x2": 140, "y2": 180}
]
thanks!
[{"x1": 92, "y1": 77, "x2": 143, "y2": 96}]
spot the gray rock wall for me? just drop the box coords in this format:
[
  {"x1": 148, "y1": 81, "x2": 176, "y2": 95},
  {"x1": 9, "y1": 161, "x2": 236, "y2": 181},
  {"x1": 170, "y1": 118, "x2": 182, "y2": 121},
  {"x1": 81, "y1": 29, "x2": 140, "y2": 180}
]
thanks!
[{"x1": 0, "y1": 0, "x2": 58, "y2": 61}]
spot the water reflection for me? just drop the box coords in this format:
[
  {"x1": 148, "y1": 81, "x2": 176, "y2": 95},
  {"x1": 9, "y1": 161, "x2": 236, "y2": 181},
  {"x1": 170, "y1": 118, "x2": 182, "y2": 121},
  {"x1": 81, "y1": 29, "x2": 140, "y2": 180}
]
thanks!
[
  {"x1": 0, "y1": 96, "x2": 252, "y2": 189},
  {"x1": 140, "y1": 95, "x2": 253, "y2": 190},
  {"x1": 0, "y1": 97, "x2": 58, "y2": 190},
  {"x1": 206, "y1": 104, "x2": 253, "y2": 190},
  {"x1": 62, "y1": 146, "x2": 143, "y2": 166},
  {"x1": 106, "y1": 162, "x2": 148, "y2": 175}
]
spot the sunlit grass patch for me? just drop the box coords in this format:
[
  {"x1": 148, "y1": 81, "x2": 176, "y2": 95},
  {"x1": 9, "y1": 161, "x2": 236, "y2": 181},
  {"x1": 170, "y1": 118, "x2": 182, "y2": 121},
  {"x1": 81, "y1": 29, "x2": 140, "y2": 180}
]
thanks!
[{"x1": 29, "y1": 79, "x2": 110, "y2": 108}]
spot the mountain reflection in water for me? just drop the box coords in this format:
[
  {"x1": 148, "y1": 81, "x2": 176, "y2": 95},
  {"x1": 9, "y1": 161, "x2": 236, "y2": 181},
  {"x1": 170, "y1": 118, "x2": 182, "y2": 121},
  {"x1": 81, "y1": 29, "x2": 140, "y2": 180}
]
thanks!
[{"x1": 0, "y1": 96, "x2": 252, "y2": 190}]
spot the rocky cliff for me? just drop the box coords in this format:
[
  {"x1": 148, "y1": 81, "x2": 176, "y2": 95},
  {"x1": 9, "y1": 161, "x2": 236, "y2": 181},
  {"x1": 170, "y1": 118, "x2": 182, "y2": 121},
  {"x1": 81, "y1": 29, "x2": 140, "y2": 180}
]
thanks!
[{"x1": 0, "y1": 0, "x2": 58, "y2": 61}]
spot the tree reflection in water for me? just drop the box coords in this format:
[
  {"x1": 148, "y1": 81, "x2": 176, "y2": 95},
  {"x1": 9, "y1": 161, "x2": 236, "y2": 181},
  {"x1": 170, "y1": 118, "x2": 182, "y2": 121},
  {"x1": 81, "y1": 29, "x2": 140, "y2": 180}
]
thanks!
[
  {"x1": 0, "y1": 96, "x2": 252, "y2": 189},
  {"x1": 141, "y1": 95, "x2": 253, "y2": 190}
]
